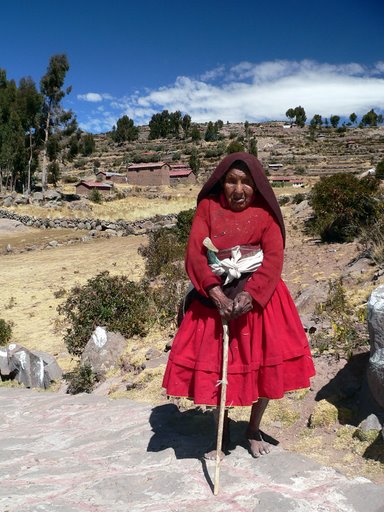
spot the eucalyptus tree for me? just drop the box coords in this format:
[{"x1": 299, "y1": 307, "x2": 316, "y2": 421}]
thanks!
[
  {"x1": 111, "y1": 115, "x2": 139, "y2": 142},
  {"x1": 0, "y1": 71, "x2": 25, "y2": 192},
  {"x1": 330, "y1": 115, "x2": 340, "y2": 129},
  {"x1": 40, "y1": 54, "x2": 76, "y2": 190},
  {"x1": 16, "y1": 77, "x2": 43, "y2": 193},
  {"x1": 182, "y1": 114, "x2": 191, "y2": 138}
]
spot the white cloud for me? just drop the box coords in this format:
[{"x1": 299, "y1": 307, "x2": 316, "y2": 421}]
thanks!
[
  {"x1": 76, "y1": 60, "x2": 384, "y2": 132},
  {"x1": 200, "y1": 65, "x2": 225, "y2": 81},
  {"x1": 77, "y1": 92, "x2": 114, "y2": 102},
  {"x1": 77, "y1": 92, "x2": 103, "y2": 102}
]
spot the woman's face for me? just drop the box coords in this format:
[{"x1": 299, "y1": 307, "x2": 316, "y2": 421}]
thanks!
[{"x1": 223, "y1": 167, "x2": 255, "y2": 211}]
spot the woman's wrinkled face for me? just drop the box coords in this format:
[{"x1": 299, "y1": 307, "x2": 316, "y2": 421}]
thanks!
[{"x1": 223, "y1": 167, "x2": 256, "y2": 211}]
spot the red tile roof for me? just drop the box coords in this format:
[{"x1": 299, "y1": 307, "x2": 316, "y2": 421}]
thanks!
[
  {"x1": 128, "y1": 162, "x2": 167, "y2": 170},
  {"x1": 76, "y1": 181, "x2": 113, "y2": 189},
  {"x1": 169, "y1": 170, "x2": 193, "y2": 177}
]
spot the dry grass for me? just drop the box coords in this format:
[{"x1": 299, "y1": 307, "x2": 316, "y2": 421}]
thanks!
[
  {"x1": 10, "y1": 185, "x2": 199, "y2": 222},
  {"x1": 0, "y1": 234, "x2": 146, "y2": 370}
]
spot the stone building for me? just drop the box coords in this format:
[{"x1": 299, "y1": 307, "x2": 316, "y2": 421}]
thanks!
[
  {"x1": 76, "y1": 180, "x2": 114, "y2": 197},
  {"x1": 169, "y1": 164, "x2": 196, "y2": 185},
  {"x1": 95, "y1": 171, "x2": 128, "y2": 184},
  {"x1": 126, "y1": 162, "x2": 171, "y2": 186}
]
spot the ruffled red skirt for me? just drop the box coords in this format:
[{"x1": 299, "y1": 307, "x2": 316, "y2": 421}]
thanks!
[{"x1": 162, "y1": 280, "x2": 315, "y2": 406}]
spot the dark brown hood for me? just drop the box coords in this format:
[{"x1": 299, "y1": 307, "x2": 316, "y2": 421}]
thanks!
[{"x1": 197, "y1": 152, "x2": 285, "y2": 244}]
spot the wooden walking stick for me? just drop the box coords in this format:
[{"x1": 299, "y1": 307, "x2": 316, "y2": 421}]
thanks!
[{"x1": 214, "y1": 318, "x2": 229, "y2": 496}]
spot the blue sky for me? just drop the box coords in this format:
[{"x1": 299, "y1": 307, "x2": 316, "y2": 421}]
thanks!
[{"x1": 2, "y1": 0, "x2": 384, "y2": 132}]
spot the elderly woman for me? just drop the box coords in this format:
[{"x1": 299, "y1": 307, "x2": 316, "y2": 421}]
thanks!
[{"x1": 162, "y1": 152, "x2": 315, "y2": 458}]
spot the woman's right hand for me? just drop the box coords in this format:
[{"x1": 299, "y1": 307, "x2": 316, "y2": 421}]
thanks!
[{"x1": 208, "y1": 285, "x2": 233, "y2": 321}]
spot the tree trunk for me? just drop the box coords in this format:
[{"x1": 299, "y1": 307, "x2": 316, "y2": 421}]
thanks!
[
  {"x1": 41, "y1": 109, "x2": 51, "y2": 192},
  {"x1": 27, "y1": 130, "x2": 33, "y2": 195}
]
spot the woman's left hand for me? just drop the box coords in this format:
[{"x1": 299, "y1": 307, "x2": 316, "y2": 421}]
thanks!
[{"x1": 232, "y1": 291, "x2": 253, "y2": 319}]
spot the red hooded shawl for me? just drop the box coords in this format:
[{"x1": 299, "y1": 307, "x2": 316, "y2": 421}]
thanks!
[{"x1": 197, "y1": 152, "x2": 285, "y2": 245}]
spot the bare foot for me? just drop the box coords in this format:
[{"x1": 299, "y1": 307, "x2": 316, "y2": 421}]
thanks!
[
  {"x1": 204, "y1": 447, "x2": 226, "y2": 461},
  {"x1": 246, "y1": 429, "x2": 270, "y2": 458},
  {"x1": 204, "y1": 424, "x2": 230, "y2": 460}
]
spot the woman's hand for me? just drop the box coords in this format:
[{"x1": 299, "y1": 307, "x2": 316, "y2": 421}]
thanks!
[
  {"x1": 208, "y1": 286, "x2": 233, "y2": 321},
  {"x1": 232, "y1": 291, "x2": 253, "y2": 319}
]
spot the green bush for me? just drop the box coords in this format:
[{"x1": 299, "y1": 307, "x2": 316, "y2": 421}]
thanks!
[
  {"x1": 176, "y1": 208, "x2": 195, "y2": 243},
  {"x1": 58, "y1": 271, "x2": 152, "y2": 356},
  {"x1": 308, "y1": 173, "x2": 380, "y2": 242},
  {"x1": 360, "y1": 209, "x2": 384, "y2": 266},
  {"x1": 0, "y1": 319, "x2": 13, "y2": 344},
  {"x1": 139, "y1": 208, "x2": 195, "y2": 278},
  {"x1": 278, "y1": 195, "x2": 290, "y2": 206},
  {"x1": 151, "y1": 262, "x2": 189, "y2": 327},
  {"x1": 61, "y1": 174, "x2": 78, "y2": 183},
  {"x1": 311, "y1": 279, "x2": 366, "y2": 358},
  {"x1": 376, "y1": 159, "x2": 384, "y2": 180},
  {"x1": 292, "y1": 193, "x2": 306, "y2": 204},
  {"x1": 65, "y1": 363, "x2": 98, "y2": 394},
  {"x1": 139, "y1": 228, "x2": 185, "y2": 279},
  {"x1": 227, "y1": 140, "x2": 244, "y2": 154},
  {"x1": 88, "y1": 189, "x2": 103, "y2": 204}
]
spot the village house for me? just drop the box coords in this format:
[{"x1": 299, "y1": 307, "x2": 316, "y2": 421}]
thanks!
[
  {"x1": 76, "y1": 180, "x2": 114, "y2": 197},
  {"x1": 95, "y1": 171, "x2": 128, "y2": 184},
  {"x1": 269, "y1": 177, "x2": 304, "y2": 188},
  {"x1": 268, "y1": 163, "x2": 284, "y2": 170},
  {"x1": 169, "y1": 164, "x2": 196, "y2": 185},
  {"x1": 126, "y1": 162, "x2": 171, "y2": 186}
]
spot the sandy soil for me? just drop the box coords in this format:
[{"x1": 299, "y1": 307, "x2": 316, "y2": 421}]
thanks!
[{"x1": 0, "y1": 230, "x2": 146, "y2": 369}]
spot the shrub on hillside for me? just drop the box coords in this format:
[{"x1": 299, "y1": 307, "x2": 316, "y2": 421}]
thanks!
[
  {"x1": 291, "y1": 193, "x2": 307, "y2": 204},
  {"x1": 151, "y1": 262, "x2": 189, "y2": 327},
  {"x1": 58, "y1": 271, "x2": 151, "y2": 356},
  {"x1": 376, "y1": 159, "x2": 384, "y2": 180},
  {"x1": 88, "y1": 189, "x2": 103, "y2": 204},
  {"x1": 176, "y1": 208, "x2": 195, "y2": 243},
  {"x1": 61, "y1": 174, "x2": 78, "y2": 183},
  {"x1": 308, "y1": 173, "x2": 380, "y2": 242},
  {"x1": 139, "y1": 228, "x2": 185, "y2": 279},
  {"x1": 0, "y1": 319, "x2": 13, "y2": 344},
  {"x1": 311, "y1": 279, "x2": 367, "y2": 358},
  {"x1": 65, "y1": 363, "x2": 98, "y2": 394},
  {"x1": 360, "y1": 209, "x2": 384, "y2": 267},
  {"x1": 227, "y1": 140, "x2": 244, "y2": 154},
  {"x1": 139, "y1": 208, "x2": 195, "y2": 278}
]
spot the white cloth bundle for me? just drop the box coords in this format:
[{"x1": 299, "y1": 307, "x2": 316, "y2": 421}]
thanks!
[{"x1": 203, "y1": 237, "x2": 264, "y2": 286}]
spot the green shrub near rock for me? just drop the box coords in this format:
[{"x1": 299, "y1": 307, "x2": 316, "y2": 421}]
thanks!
[
  {"x1": 0, "y1": 319, "x2": 13, "y2": 344},
  {"x1": 58, "y1": 271, "x2": 152, "y2": 356},
  {"x1": 65, "y1": 363, "x2": 98, "y2": 394},
  {"x1": 308, "y1": 173, "x2": 380, "y2": 242}
]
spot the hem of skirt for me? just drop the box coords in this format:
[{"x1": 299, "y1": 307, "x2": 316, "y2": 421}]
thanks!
[{"x1": 164, "y1": 390, "x2": 284, "y2": 408}]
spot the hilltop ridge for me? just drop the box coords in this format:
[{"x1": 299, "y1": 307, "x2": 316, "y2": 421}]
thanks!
[{"x1": 62, "y1": 122, "x2": 384, "y2": 183}]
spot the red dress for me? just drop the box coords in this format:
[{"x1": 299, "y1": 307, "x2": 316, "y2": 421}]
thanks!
[{"x1": 162, "y1": 194, "x2": 315, "y2": 406}]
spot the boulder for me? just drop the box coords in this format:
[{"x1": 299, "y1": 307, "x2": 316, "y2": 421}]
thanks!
[
  {"x1": 44, "y1": 189, "x2": 62, "y2": 201},
  {"x1": 3, "y1": 343, "x2": 62, "y2": 389},
  {"x1": 293, "y1": 199, "x2": 312, "y2": 219},
  {"x1": 294, "y1": 282, "x2": 328, "y2": 315},
  {"x1": 81, "y1": 327, "x2": 126, "y2": 377},
  {"x1": 367, "y1": 285, "x2": 384, "y2": 409},
  {"x1": 13, "y1": 195, "x2": 28, "y2": 205},
  {"x1": 32, "y1": 192, "x2": 44, "y2": 202},
  {"x1": 2, "y1": 196, "x2": 13, "y2": 207}
]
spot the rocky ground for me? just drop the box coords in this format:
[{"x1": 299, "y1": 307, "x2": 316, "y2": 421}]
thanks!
[
  {"x1": 2, "y1": 387, "x2": 384, "y2": 512},
  {"x1": 1, "y1": 198, "x2": 384, "y2": 488}
]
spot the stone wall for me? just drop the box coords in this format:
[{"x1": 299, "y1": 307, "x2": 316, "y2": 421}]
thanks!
[{"x1": 0, "y1": 208, "x2": 177, "y2": 236}]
